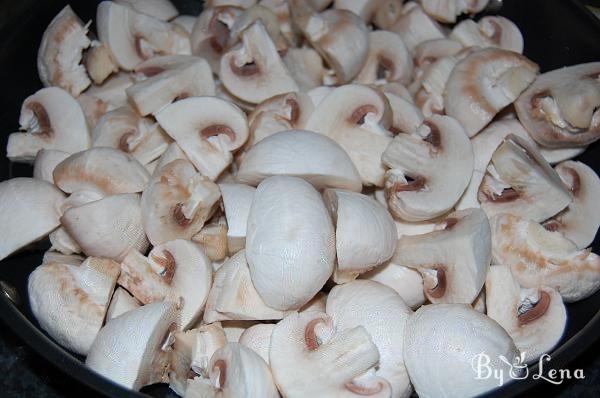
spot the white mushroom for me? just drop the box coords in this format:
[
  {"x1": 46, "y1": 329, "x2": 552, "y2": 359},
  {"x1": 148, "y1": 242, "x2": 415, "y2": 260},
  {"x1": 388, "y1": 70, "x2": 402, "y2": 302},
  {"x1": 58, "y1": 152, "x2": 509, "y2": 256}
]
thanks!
[
  {"x1": 192, "y1": 219, "x2": 229, "y2": 261},
  {"x1": 299, "y1": 292, "x2": 328, "y2": 313},
  {"x1": 115, "y1": 0, "x2": 179, "y2": 21},
  {"x1": 42, "y1": 251, "x2": 84, "y2": 266},
  {"x1": 153, "y1": 142, "x2": 189, "y2": 175},
  {"x1": 77, "y1": 93, "x2": 109, "y2": 130},
  {"x1": 450, "y1": 16, "x2": 524, "y2": 53},
  {"x1": 356, "y1": 31, "x2": 412, "y2": 85},
  {"x1": 206, "y1": 0, "x2": 257, "y2": 8},
  {"x1": 227, "y1": 5, "x2": 285, "y2": 51},
  {"x1": 106, "y1": 286, "x2": 141, "y2": 321},
  {"x1": 33, "y1": 149, "x2": 70, "y2": 184},
  {"x1": 373, "y1": 0, "x2": 404, "y2": 30},
  {"x1": 382, "y1": 90, "x2": 424, "y2": 135},
  {"x1": 84, "y1": 41, "x2": 119, "y2": 85},
  {"x1": 360, "y1": 262, "x2": 425, "y2": 309},
  {"x1": 48, "y1": 226, "x2": 81, "y2": 256},
  {"x1": 238, "y1": 323, "x2": 274, "y2": 364},
  {"x1": 222, "y1": 320, "x2": 261, "y2": 342},
  {"x1": 413, "y1": 39, "x2": 463, "y2": 73},
  {"x1": 86, "y1": 72, "x2": 136, "y2": 110},
  {"x1": 421, "y1": 0, "x2": 489, "y2": 23},
  {"x1": 218, "y1": 183, "x2": 255, "y2": 254},
  {"x1": 334, "y1": 0, "x2": 387, "y2": 22},
  {"x1": 390, "y1": 3, "x2": 445, "y2": 52},
  {"x1": 172, "y1": 15, "x2": 197, "y2": 34},
  {"x1": 282, "y1": 48, "x2": 325, "y2": 91}
]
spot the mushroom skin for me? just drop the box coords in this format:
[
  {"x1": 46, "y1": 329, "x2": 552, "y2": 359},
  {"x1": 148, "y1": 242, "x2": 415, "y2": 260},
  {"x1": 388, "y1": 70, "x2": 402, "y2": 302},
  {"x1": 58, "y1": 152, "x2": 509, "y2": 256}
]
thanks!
[
  {"x1": 238, "y1": 323, "x2": 274, "y2": 364},
  {"x1": 491, "y1": 213, "x2": 600, "y2": 303},
  {"x1": 360, "y1": 262, "x2": 426, "y2": 310},
  {"x1": 33, "y1": 149, "x2": 70, "y2": 184},
  {"x1": 218, "y1": 183, "x2": 255, "y2": 255},
  {"x1": 246, "y1": 176, "x2": 335, "y2": 311},
  {"x1": 486, "y1": 265, "x2": 566, "y2": 363},
  {"x1": 106, "y1": 286, "x2": 141, "y2": 321},
  {"x1": 404, "y1": 304, "x2": 520, "y2": 398},
  {"x1": 282, "y1": 48, "x2": 325, "y2": 91},
  {"x1": 450, "y1": 16, "x2": 524, "y2": 53},
  {"x1": 356, "y1": 30, "x2": 412, "y2": 85}
]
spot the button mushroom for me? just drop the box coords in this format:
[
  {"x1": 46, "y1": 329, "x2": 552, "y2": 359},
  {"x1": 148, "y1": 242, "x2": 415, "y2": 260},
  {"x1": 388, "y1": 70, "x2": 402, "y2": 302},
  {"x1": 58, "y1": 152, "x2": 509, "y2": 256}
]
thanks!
[
  {"x1": 282, "y1": 48, "x2": 325, "y2": 91},
  {"x1": 390, "y1": 3, "x2": 445, "y2": 52},
  {"x1": 218, "y1": 183, "x2": 255, "y2": 254},
  {"x1": 421, "y1": 0, "x2": 489, "y2": 23},
  {"x1": 115, "y1": 0, "x2": 179, "y2": 21},
  {"x1": 106, "y1": 286, "x2": 141, "y2": 321},
  {"x1": 450, "y1": 16, "x2": 524, "y2": 53},
  {"x1": 356, "y1": 30, "x2": 412, "y2": 85},
  {"x1": 86, "y1": 72, "x2": 136, "y2": 110},
  {"x1": 360, "y1": 261, "x2": 426, "y2": 309},
  {"x1": 33, "y1": 149, "x2": 71, "y2": 184},
  {"x1": 84, "y1": 41, "x2": 120, "y2": 85},
  {"x1": 238, "y1": 323, "x2": 274, "y2": 364}
]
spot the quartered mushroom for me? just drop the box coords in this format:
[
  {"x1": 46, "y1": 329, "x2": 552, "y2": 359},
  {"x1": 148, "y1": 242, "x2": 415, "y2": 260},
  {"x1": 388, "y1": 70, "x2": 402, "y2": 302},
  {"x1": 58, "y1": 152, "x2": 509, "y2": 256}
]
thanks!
[
  {"x1": 238, "y1": 323, "x2": 275, "y2": 364},
  {"x1": 7, "y1": 87, "x2": 90, "y2": 162},
  {"x1": 323, "y1": 189, "x2": 397, "y2": 283},
  {"x1": 115, "y1": 0, "x2": 179, "y2": 21},
  {"x1": 236, "y1": 130, "x2": 362, "y2": 192},
  {"x1": 270, "y1": 311, "x2": 391, "y2": 398},
  {"x1": 33, "y1": 149, "x2": 70, "y2": 184},
  {"x1": 356, "y1": 30, "x2": 412, "y2": 85},
  {"x1": 37, "y1": 5, "x2": 91, "y2": 96},
  {"x1": 86, "y1": 301, "x2": 179, "y2": 391},
  {"x1": 450, "y1": 16, "x2": 524, "y2": 53},
  {"x1": 382, "y1": 114, "x2": 473, "y2": 221},
  {"x1": 421, "y1": 0, "x2": 489, "y2": 23},
  {"x1": 404, "y1": 304, "x2": 520, "y2": 398},
  {"x1": 28, "y1": 257, "x2": 120, "y2": 355},
  {"x1": 490, "y1": 213, "x2": 600, "y2": 303},
  {"x1": 0, "y1": 178, "x2": 65, "y2": 261},
  {"x1": 86, "y1": 72, "x2": 136, "y2": 110},
  {"x1": 84, "y1": 41, "x2": 119, "y2": 85},
  {"x1": 246, "y1": 176, "x2": 335, "y2": 310},
  {"x1": 218, "y1": 183, "x2": 255, "y2": 254},
  {"x1": 282, "y1": 48, "x2": 325, "y2": 91},
  {"x1": 390, "y1": 3, "x2": 445, "y2": 52},
  {"x1": 106, "y1": 286, "x2": 141, "y2": 321},
  {"x1": 444, "y1": 48, "x2": 539, "y2": 137},
  {"x1": 514, "y1": 62, "x2": 600, "y2": 148},
  {"x1": 486, "y1": 265, "x2": 566, "y2": 363},
  {"x1": 361, "y1": 261, "x2": 426, "y2": 310}
]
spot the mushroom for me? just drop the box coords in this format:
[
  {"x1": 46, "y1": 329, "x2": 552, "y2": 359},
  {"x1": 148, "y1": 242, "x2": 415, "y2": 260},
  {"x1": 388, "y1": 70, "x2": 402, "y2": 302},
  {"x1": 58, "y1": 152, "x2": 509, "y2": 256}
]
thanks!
[
  {"x1": 380, "y1": 90, "x2": 424, "y2": 135},
  {"x1": 306, "y1": 85, "x2": 335, "y2": 108},
  {"x1": 62, "y1": 193, "x2": 149, "y2": 261},
  {"x1": 327, "y1": 280, "x2": 413, "y2": 397},
  {"x1": 84, "y1": 41, "x2": 120, "y2": 85},
  {"x1": 356, "y1": 31, "x2": 412, "y2": 85},
  {"x1": 0, "y1": 178, "x2": 65, "y2": 261},
  {"x1": 220, "y1": 21, "x2": 298, "y2": 104},
  {"x1": 323, "y1": 189, "x2": 397, "y2": 283},
  {"x1": 382, "y1": 114, "x2": 473, "y2": 221},
  {"x1": 490, "y1": 213, "x2": 600, "y2": 303},
  {"x1": 42, "y1": 251, "x2": 85, "y2": 266},
  {"x1": 114, "y1": 0, "x2": 179, "y2": 21},
  {"x1": 218, "y1": 183, "x2": 255, "y2": 254},
  {"x1": 192, "y1": 220, "x2": 229, "y2": 261},
  {"x1": 33, "y1": 149, "x2": 70, "y2": 184},
  {"x1": 86, "y1": 301, "x2": 179, "y2": 390},
  {"x1": 155, "y1": 96, "x2": 249, "y2": 181},
  {"x1": 393, "y1": 208, "x2": 492, "y2": 304},
  {"x1": 227, "y1": 4, "x2": 286, "y2": 51},
  {"x1": 360, "y1": 262, "x2": 425, "y2": 309},
  {"x1": 206, "y1": 0, "x2": 257, "y2": 8},
  {"x1": 28, "y1": 257, "x2": 120, "y2": 355},
  {"x1": 246, "y1": 176, "x2": 335, "y2": 310},
  {"x1": 237, "y1": 130, "x2": 363, "y2": 192},
  {"x1": 172, "y1": 15, "x2": 197, "y2": 34},
  {"x1": 282, "y1": 48, "x2": 325, "y2": 91},
  {"x1": 86, "y1": 72, "x2": 136, "y2": 110},
  {"x1": 334, "y1": 0, "x2": 388, "y2": 22},
  {"x1": 413, "y1": 38, "x2": 464, "y2": 75},
  {"x1": 49, "y1": 226, "x2": 81, "y2": 256},
  {"x1": 472, "y1": 288, "x2": 486, "y2": 313},
  {"x1": 7, "y1": 87, "x2": 90, "y2": 162},
  {"x1": 37, "y1": 5, "x2": 91, "y2": 96},
  {"x1": 390, "y1": 3, "x2": 445, "y2": 52},
  {"x1": 373, "y1": 0, "x2": 404, "y2": 30},
  {"x1": 238, "y1": 323, "x2": 275, "y2": 364},
  {"x1": 141, "y1": 159, "x2": 221, "y2": 246},
  {"x1": 421, "y1": 0, "x2": 489, "y2": 23},
  {"x1": 377, "y1": 82, "x2": 414, "y2": 104},
  {"x1": 486, "y1": 265, "x2": 566, "y2": 363},
  {"x1": 222, "y1": 320, "x2": 261, "y2": 342},
  {"x1": 444, "y1": 48, "x2": 539, "y2": 137},
  {"x1": 270, "y1": 311, "x2": 391, "y2": 397},
  {"x1": 299, "y1": 292, "x2": 328, "y2": 313},
  {"x1": 153, "y1": 142, "x2": 189, "y2": 175},
  {"x1": 450, "y1": 16, "x2": 524, "y2": 53},
  {"x1": 514, "y1": 62, "x2": 600, "y2": 148},
  {"x1": 404, "y1": 304, "x2": 520, "y2": 397},
  {"x1": 118, "y1": 239, "x2": 212, "y2": 329},
  {"x1": 106, "y1": 286, "x2": 141, "y2": 321},
  {"x1": 77, "y1": 93, "x2": 110, "y2": 130},
  {"x1": 478, "y1": 134, "x2": 572, "y2": 222}
]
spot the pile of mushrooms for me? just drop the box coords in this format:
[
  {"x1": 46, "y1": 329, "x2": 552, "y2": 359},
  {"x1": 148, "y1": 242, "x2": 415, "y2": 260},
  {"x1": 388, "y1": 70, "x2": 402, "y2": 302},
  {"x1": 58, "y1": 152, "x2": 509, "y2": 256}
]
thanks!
[{"x1": 1, "y1": 0, "x2": 599, "y2": 397}]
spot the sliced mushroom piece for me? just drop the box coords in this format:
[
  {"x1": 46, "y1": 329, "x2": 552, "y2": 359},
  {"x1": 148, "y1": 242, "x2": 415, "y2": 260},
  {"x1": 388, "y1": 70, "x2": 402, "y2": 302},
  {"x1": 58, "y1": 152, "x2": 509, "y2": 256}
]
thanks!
[
  {"x1": 445, "y1": 48, "x2": 539, "y2": 137},
  {"x1": 237, "y1": 130, "x2": 362, "y2": 191},
  {"x1": 413, "y1": 38, "x2": 464, "y2": 74},
  {"x1": 227, "y1": 4, "x2": 285, "y2": 50},
  {"x1": 390, "y1": 3, "x2": 445, "y2": 52},
  {"x1": 270, "y1": 312, "x2": 391, "y2": 397},
  {"x1": 37, "y1": 5, "x2": 91, "y2": 96},
  {"x1": 382, "y1": 115, "x2": 473, "y2": 221},
  {"x1": 404, "y1": 304, "x2": 520, "y2": 397},
  {"x1": 246, "y1": 176, "x2": 335, "y2": 310},
  {"x1": 141, "y1": 159, "x2": 221, "y2": 246},
  {"x1": 299, "y1": 292, "x2": 328, "y2": 313},
  {"x1": 486, "y1": 265, "x2": 566, "y2": 363},
  {"x1": 515, "y1": 62, "x2": 600, "y2": 148},
  {"x1": 153, "y1": 142, "x2": 189, "y2": 175},
  {"x1": 172, "y1": 15, "x2": 197, "y2": 34},
  {"x1": 222, "y1": 320, "x2": 261, "y2": 342},
  {"x1": 282, "y1": 48, "x2": 325, "y2": 91},
  {"x1": 238, "y1": 323, "x2": 274, "y2": 364},
  {"x1": 377, "y1": 82, "x2": 414, "y2": 103},
  {"x1": 360, "y1": 262, "x2": 425, "y2": 309},
  {"x1": 207, "y1": 0, "x2": 257, "y2": 8},
  {"x1": 334, "y1": 0, "x2": 388, "y2": 22},
  {"x1": 451, "y1": 16, "x2": 524, "y2": 53},
  {"x1": 491, "y1": 213, "x2": 600, "y2": 302},
  {"x1": 373, "y1": 0, "x2": 404, "y2": 30},
  {"x1": 86, "y1": 301, "x2": 178, "y2": 390},
  {"x1": 84, "y1": 41, "x2": 119, "y2": 85},
  {"x1": 192, "y1": 220, "x2": 229, "y2": 261},
  {"x1": 86, "y1": 72, "x2": 136, "y2": 111},
  {"x1": 115, "y1": 0, "x2": 179, "y2": 21},
  {"x1": 7, "y1": 87, "x2": 90, "y2": 162},
  {"x1": 106, "y1": 286, "x2": 141, "y2": 321},
  {"x1": 478, "y1": 134, "x2": 572, "y2": 222},
  {"x1": 29, "y1": 257, "x2": 120, "y2": 355},
  {"x1": 327, "y1": 280, "x2": 412, "y2": 397},
  {"x1": 356, "y1": 31, "x2": 412, "y2": 85},
  {"x1": 218, "y1": 183, "x2": 255, "y2": 254},
  {"x1": 323, "y1": 190, "x2": 397, "y2": 283},
  {"x1": 421, "y1": 0, "x2": 489, "y2": 23},
  {"x1": 49, "y1": 226, "x2": 81, "y2": 255},
  {"x1": 42, "y1": 251, "x2": 85, "y2": 266},
  {"x1": 381, "y1": 91, "x2": 424, "y2": 135},
  {"x1": 77, "y1": 93, "x2": 109, "y2": 131},
  {"x1": 33, "y1": 149, "x2": 70, "y2": 184}
]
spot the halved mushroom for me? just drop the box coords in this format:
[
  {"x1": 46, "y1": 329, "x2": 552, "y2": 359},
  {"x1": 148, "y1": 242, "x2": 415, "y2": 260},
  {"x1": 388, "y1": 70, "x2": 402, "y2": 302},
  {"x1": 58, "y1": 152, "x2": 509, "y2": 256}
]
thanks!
[
  {"x1": 356, "y1": 31, "x2": 412, "y2": 85},
  {"x1": 373, "y1": 0, "x2": 404, "y2": 30},
  {"x1": 29, "y1": 257, "x2": 120, "y2": 355},
  {"x1": 381, "y1": 90, "x2": 424, "y2": 135},
  {"x1": 7, "y1": 87, "x2": 90, "y2": 162},
  {"x1": 486, "y1": 265, "x2": 566, "y2": 363},
  {"x1": 115, "y1": 0, "x2": 179, "y2": 21},
  {"x1": 141, "y1": 159, "x2": 221, "y2": 245},
  {"x1": 491, "y1": 213, "x2": 600, "y2": 302},
  {"x1": 220, "y1": 21, "x2": 298, "y2": 104},
  {"x1": 37, "y1": 5, "x2": 91, "y2": 96},
  {"x1": 382, "y1": 114, "x2": 473, "y2": 221},
  {"x1": 155, "y1": 96, "x2": 249, "y2": 180},
  {"x1": 404, "y1": 304, "x2": 520, "y2": 397},
  {"x1": 515, "y1": 62, "x2": 600, "y2": 148},
  {"x1": 270, "y1": 311, "x2": 391, "y2": 397},
  {"x1": 444, "y1": 48, "x2": 539, "y2": 137},
  {"x1": 450, "y1": 16, "x2": 524, "y2": 53},
  {"x1": 282, "y1": 48, "x2": 325, "y2": 91},
  {"x1": 0, "y1": 178, "x2": 65, "y2": 261},
  {"x1": 246, "y1": 176, "x2": 335, "y2": 310},
  {"x1": 323, "y1": 189, "x2": 397, "y2": 283},
  {"x1": 478, "y1": 134, "x2": 572, "y2": 222},
  {"x1": 237, "y1": 130, "x2": 363, "y2": 191},
  {"x1": 84, "y1": 41, "x2": 119, "y2": 85},
  {"x1": 421, "y1": 0, "x2": 489, "y2": 23},
  {"x1": 106, "y1": 286, "x2": 141, "y2": 321},
  {"x1": 218, "y1": 183, "x2": 255, "y2": 254},
  {"x1": 361, "y1": 262, "x2": 425, "y2": 309},
  {"x1": 86, "y1": 301, "x2": 179, "y2": 390},
  {"x1": 33, "y1": 149, "x2": 70, "y2": 184},
  {"x1": 238, "y1": 323, "x2": 274, "y2": 364},
  {"x1": 97, "y1": 1, "x2": 190, "y2": 71},
  {"x1": 327, "y1": 280, "x2": 412, "y2": 397},
  {"x1": 86, "y1": 72, "x2": 136, "y2": 110},
  {"x1": 390, "y1": 3, "x2": 445, "y2": 52}
]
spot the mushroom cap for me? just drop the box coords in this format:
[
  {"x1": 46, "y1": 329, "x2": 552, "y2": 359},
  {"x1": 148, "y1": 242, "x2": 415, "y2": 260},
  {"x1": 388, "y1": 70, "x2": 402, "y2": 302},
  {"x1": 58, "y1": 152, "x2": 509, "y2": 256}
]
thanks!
[
  {"x1": 0, "y1": 178, "x2": 65, "y2": 261},
  {"x1": 115, "y1": 0, "x2": 179, "y2": 21},
  {"x1": 413, "y1": 38, "x2": 464, "y2": 72},
  {"x1": 444, "y1": 48, "x2": 539, "y2": 137},
  {"x1": 327, "y1": 280, "x2": 413, "y2": 397},
  {"x1": 237, "y1": 130, "x2": 363, "y2": 192},
  {"x1": 238, "y1": 323, "x2": 275, "y2": 364},
  {"x1": 393, "y1": 208, "x2": 492, "y2": 304},
  {"x1": 404, "y1": 304, "x2": 520, "y2": 398},
  {"x1": 33, "y1": 149, "x2": 71, "y2": 184},
  {"x1": 356, "y1": 30, "x2": 412, "y2": 85},
  {"x1": 390, "y1": 3, "x2": 445, "y2": 52},
  {"x1": 86, "y1": 301, "x2": 179, "y2": 390},
  {"x1": 7, "y1": 87, "x2": 90, "y2": 162},
  {"x1": 282, "y1": 48, "x2": 325, "y2": 91},
  {"x1": 53, "y1": 147, "x2": 150, "y2": 196},
  {"x1": 218, "y1": 183, "x2": 255, "y2": 254},
  {"x1": 141, "y1": 159, "x2": 221, "y2": 245},
  {"x1": 490, "y1": 213, "x2": 600, "y2": 303},
  {"x1": 486, "y1": 265, "x2": 566, "y2": 363},
  {"x1": 514, "y1": 62, "x2": 600, "y2": 148},
  {"x1": 246, "y1": 176, "x2": 335, "y2": 310},
  {"x1": 360, "y1": 261, "x2": 425, "y2": 310},
  {"x1": 323, "y1": 189, "x2": 397, "y2": 283},
  {"x1": 382, "y1": 114, "x2": 474, "y2": 221},
  {"x1": 37, "y1": 5, "x2": 91, "y2": 96},
  {"x1": 450, "y1": 16, "x2": 524, "y2": 53},
  {"x1": 62, "y1": 193, "x2": 149, "y2": 261},
  {"x1": 106, "y1": 286, "x2": 141, "y2": 321}
]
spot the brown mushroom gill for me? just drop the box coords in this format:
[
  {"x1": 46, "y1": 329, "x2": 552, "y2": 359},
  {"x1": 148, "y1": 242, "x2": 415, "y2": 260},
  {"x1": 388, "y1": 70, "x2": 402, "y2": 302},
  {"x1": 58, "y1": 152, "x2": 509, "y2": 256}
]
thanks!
[
  {"x1": 151, "y1": 250, "x2": 176, "y2": 284},
  {"x1": 286, "y1": 98, "x2": 300, "y2": 125},
  {"x1": 376, "y1": 56, "x2": 395, "y2": 80},
  {"x1": 348, "y1": 105, "x2": 378, "y2": 125},
  {"x1": 426, "y1": 267, "x2": 446, "y2": 299},
  {"x1": 391, "y1": 175, "x2": 426, "y2": 192},
  {"x1": 209, "y1": 14, "x2": 231, "y2": 54},
  {"x1": 27, "y1": 102, "x2": 52, "y2": 137},
  {"x1": 304, "y1": 317, "x2": 329, "y2": 351},
  {"x1": 344, "y1": 380, "x2": 386, "y2": 396},
  {"x1": 486, "y1": 187, "x2": 521, "y2": 203},
  {"x1": 229, "y1": 58, "x2": 260, "y2": 77},
  {"x1": 200, "y1": 124, "x2": 236, "y2": 141},
  {"x1": 118, "y1": 131, "x2": 136, "y2": 152},
  {"x1": 213, "y1": 359, "x2": 227, "y2": 389},
  {"x1": 173, "y1": 203, "x2": 193, "y2": 226},
  {"x1": 517, "y1": 291, "x2": 551, "y2": 326}
]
